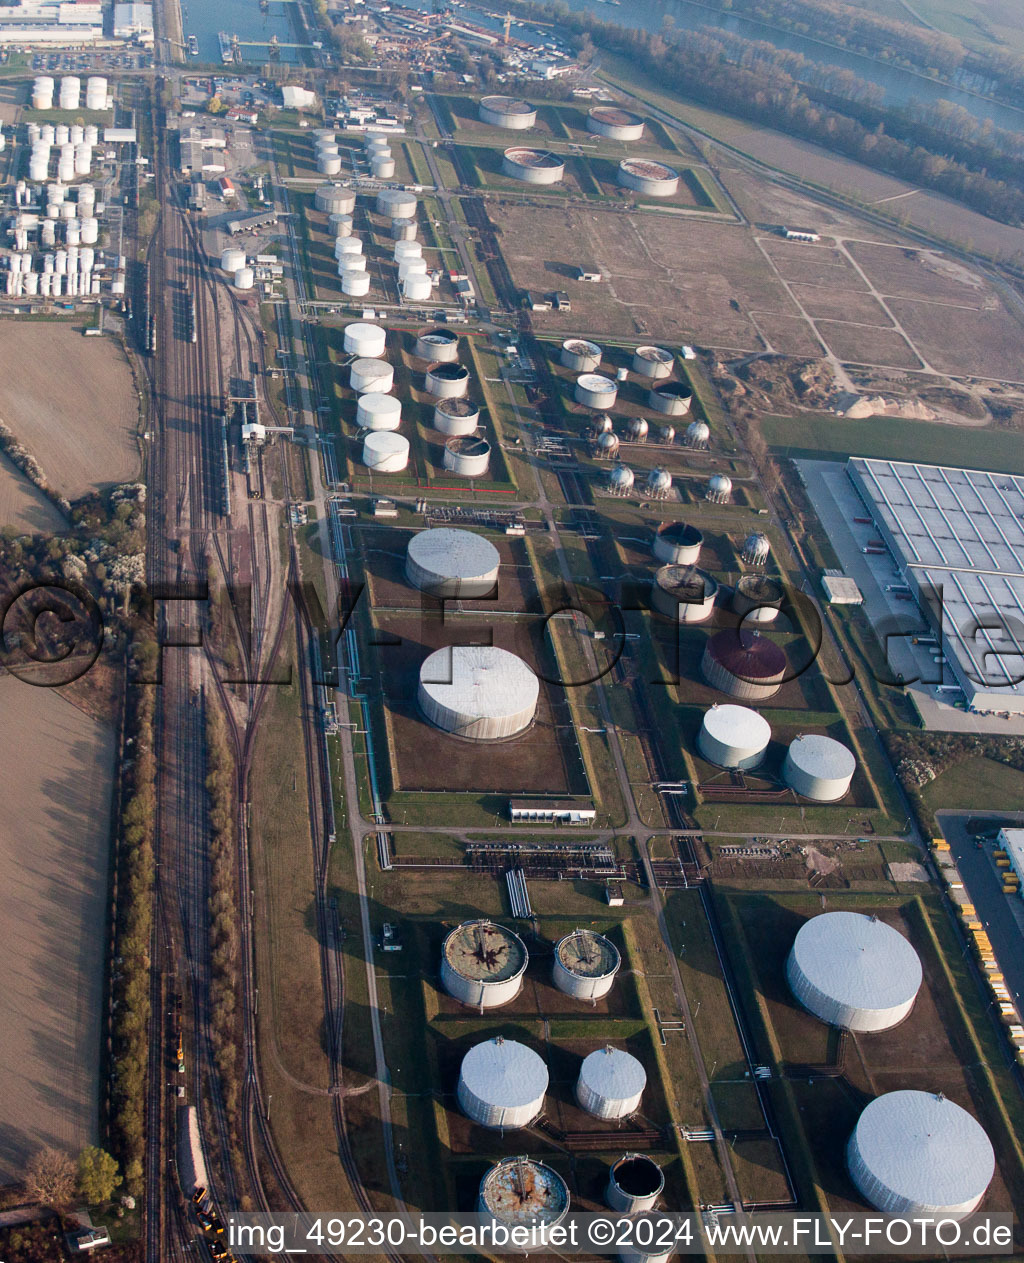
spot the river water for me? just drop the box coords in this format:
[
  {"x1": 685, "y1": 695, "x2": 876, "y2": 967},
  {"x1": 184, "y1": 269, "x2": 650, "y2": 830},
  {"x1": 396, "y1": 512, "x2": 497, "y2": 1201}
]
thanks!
[{"x1": 181, "y1": 0, "x2": 303, "y2": 65}]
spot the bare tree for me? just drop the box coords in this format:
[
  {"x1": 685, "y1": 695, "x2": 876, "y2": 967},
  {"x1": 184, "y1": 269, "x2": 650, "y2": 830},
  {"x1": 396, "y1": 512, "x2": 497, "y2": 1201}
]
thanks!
[{"x1": 24, "y1": 1146, "x2": 76, "y2": 1210}]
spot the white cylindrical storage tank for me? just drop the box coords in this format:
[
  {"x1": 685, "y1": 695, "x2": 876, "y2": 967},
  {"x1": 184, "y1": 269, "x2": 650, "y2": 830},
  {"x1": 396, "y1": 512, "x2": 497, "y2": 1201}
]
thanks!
[
  {"x1": 79, "y1": 246, "x2": 95, "y2": 272},
  {"x1": 697, "y1": 704, "x2": 771, "y2": 771},
  {"x1": 221, "y1": 247, "x2": 246, "y2": 273},
  {"x1": 32, "y1": 77, "x2": 54, "y2": 110},
  {"x1": 479, "y1": 96, "x2": 537, "y2": 129},
  {"x1": 66, "y1": 223, "x2": 81, "y2": 247},
  {"x1": 391, "y1": 216, "x2": 418, "y2": 241},
  {"x1": 575, "y1": 373, "x2": 617, "y2": 409},
  {"x1": 54, "y1": 124, "x2": 69, "y2": 146},
  {"x1": 338, "y1": 260, "x2": 368, "y2": 280},
  {"x1": 393, "y1": 240, "x2": 422, "y2": 262},
  {"x1": 366, "y1": 135, "x2": 390, "y2": 152},
  {"x1": 552, "y1": 929, "x2": 620, "y2": 1001},
  {"x1": 732, "y1": 574, "x2": 783, "y2": 626},
  {"x1": 54, "y1": 249, "x2": 68, "y2": 275},
  {"x1": 355, "y1": 392, "x2": 401, "y2": 432},
  {"x1": 648, "y1": 381, "x2": 693, "y2": 415},
  {"x1": 403, "y1": 274, "x2": 433, "y2": 302},
  {"x1": 587, "y1": 105, "x2": 646, "y2": 141},
  {"x1": 632, "y1": 345, "x2": 674, "y2": 379},
  {"x1": 318, "y1": 155, "x2": 342, "y2": 176},
  {"x1": 328, "y1": 213, "x2": 354, "y2": 237},
  {"x1": 60, "y1": 77, "x2": 81, "y2": 110},
  {"x1": 334, "y1": 235, "x2": 363, "y2": 258},
  {"x1": 440, "y1": 919, "x2": 527, "y2": 1007},
  {"x1": 607, "y1": 1156, "x2": 664, "y2": 1215},
  {"x1": 425, "y1": 362, "x2": 469, "y2": 399},
  {"x1": 478, "y1": 1158, "x2": 569, "y2": 1230},
  {"x1": 701, "y1": 628, "x2": 786, "y2": 701},
  {"x1": 24, "y1": 272, "x2": 38, "y2": 296},
  {"x1": 502, "y1": 147, "x2": 564, "y2": 184},
  {"x1": 561, "y1": 338, "x2": 602, "y2": 373},
  {"x1": 433, "y1": 397, "x2": 480, "y2": 436},
  {"x1": 85, "y1": 76, "x2": 107, "y2": 110},
  {"x1": 653, "y1": 523, "x2": 702, "y2": 566},
  {"x1": 84, "y1": 125, "x2": 99, "y2": 147},
  {"x1": 233, "y1": 266, "x2": 255, "y2": 291},
  {"x1": 315, "y1": 140, "x2": 340, "y2": 157},
  {"x1": 406, "y1": 528, "x2": 500, "y2": 599},
  {"x1": 350, "y1": 358, "x2": 393, "y2": 394},
  {"x1": 457, "y1": 1037, "x2": 547, "y2": 1129},
  {"x1": 576, "y1": 1047, "x2": 646, "y2": 1120},
  {"x1": 315, "y1": 129, "x2": 336, "y2": 143},
  {"x1": 80, "y1": 217, "x2": 98, "y2": 245},
  {"x1": 344, "y1": 321, "x2": 385, "y2": 358},
  {"x1": 706, "y1": 473, "x2": 733, "y2": 504},
  {"x1": 444, "y1": 435, "x2": 490, "y2": 478},
  {"x1": 48, "y1": 182, "x2": 67, "y2": 205},
  {"x1": 372, "y1": 157, "x2": 396, "y2": 180},
  {"x1": 111, "y1": 272, "x2": 126, "y2": 295},
  {"x1": 41, "y1": 221, "x2": 56, "y2": 247},
  {"x1": 69, "y1": 124, "x2": 84, "y2": 145},
  {"x1": 362, "y1": 430, "x2": 409, "y2": 472},
  {"x1": 415, "y1": 328, "x2": 459, "y2": 362},
  {"x1": 618, "y1": 158, "x2": 680, "y2": 197},
  {"x1": 783, "y1": 734, "x2": 856, "y2": 802},
  {"x1": 398, "y1": 257, "x2": 427, "y2": 281},
  {"x1": 652, "y1": 564, "x2": 718, "y2": 623},
  {"x1": 45, "y1": 203, "x2": 60, "y2": 220},
  {"x1": 314, "y1": 184, "x2": 356, "y2": 215},
  {"x1": 26, "y1": 125, "x2": 41, "y2": 146},
  {"x1": 29, "y1": 154, "x2": 49, "y2": 183},
  {"x1": 847, "y1": 1092, "x2": 993, "y2": 1219},
  {"x1": 59, "y1": 201, "x2": 75, "y2": 221},
  {"x1": 377, "y1": 188, "x2": 417, "y2": 219},
  {"x1": 787, "y1": 911, "x2": 922, "y2": 1033},
  {"x1": 342, "y1": 270, "x2": 371, "y2": 297},
  {"x1": 418, "y1": 645, "x2": 537, "y2": 740}
]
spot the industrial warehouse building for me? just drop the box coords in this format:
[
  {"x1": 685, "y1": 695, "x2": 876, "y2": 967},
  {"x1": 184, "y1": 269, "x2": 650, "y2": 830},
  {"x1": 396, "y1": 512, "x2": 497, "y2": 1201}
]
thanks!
[
  {"x1": 848, "y1": 457, "x2": 1024, "y2": 713},
  {"x1": 508, "y1": 800, "x2": 596, "y2": 825}
]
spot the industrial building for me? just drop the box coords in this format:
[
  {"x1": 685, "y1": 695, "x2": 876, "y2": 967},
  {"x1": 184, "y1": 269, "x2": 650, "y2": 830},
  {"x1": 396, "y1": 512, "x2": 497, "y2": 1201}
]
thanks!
[
  {"x1": 651, "y1": 564, "x2": 718, "y2": 623},
  {"x1": 782, "y1": 734, "x2": 855, "y2": 801},
  {"x1": 576, "y1": 1047, "x2": 646, "y2": 1120},
  {"x1": 508, "y1": 800, "x2": 597, "y2": 825},
  {"x1": 552, "y1": 929, "x2": 620, "y2": 1001},
  {"x1": 847, "y1": 1091, "x2": 994, "y2": 1218},
  {"x1": 502, "y1": 147, "x2": 565, "y2": 184},
  {"x1": 587, "y1": 106, "x2": 645, "y2": 141},
  {"x1": 478, "y1": 1158, "x2": 570, "y2": 1228},
  {"x1": 653, "y1": 522, "x2": 702, "y2": 566},
  {"x1": 701, "y1": 628, "x2": 786, "y2": 700},
  {"x1": 786, "y1": 911, "x2": 922, "y2": 1031},
  {"x1": 847, "y1": 457, "x2": 1024, "y2": 714},
  {"x1": 112, "y1": 2, "x2": 153, "y2": 41},
  {"x1": 441, "y1": 919, "x2": 528, "y2": 1008},
  {"x1": 457, "y1": 1036, "x2": 548, "y2": 1128},
  {"x1": 617, "y1": 158, "x2": 680, "y2": 197},
  {"x1": 405, "y1": 527, "x2": 500, "y2": 598},
  {"x1": 697, "y1": 704, "x2": 771, "y2": 770},
  {"x1": 417, "y1": 645, "x2": 539, "y2": 739},
  {"x1": 479, "y1": 96, "x2": 537, "y2": 129},
  {"x1": 997, "y1": 829, "x2": 1024, "y2": 892},
  {"x1": 607, "y1": 1155, "x2": 664, "y2": 1215}
]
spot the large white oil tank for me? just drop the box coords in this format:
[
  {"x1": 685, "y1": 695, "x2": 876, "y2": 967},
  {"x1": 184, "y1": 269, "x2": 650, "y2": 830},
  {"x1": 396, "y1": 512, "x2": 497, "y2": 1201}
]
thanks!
[
  {"x1": 233, "y1": 267, "x2": 255, "y2": 291},
  {"x1": 343, "y1": 321, "x2": 385, "y2": 358},
  {"x1": 479, "y1": 96, "x2": 537, "y2": 129},
  {"x1": 329, "y1": 213, "x2": 354, "y2": 237},
  {"x1": 415, "y1": 328, "x2": 459, "y2": 362},
  {"x1": 59, "y1": 77, "x2": 81, "y2": 111},
  {"x1": 69, "y1": 124, "x2": 84, "y2": 145},
  {"x1": 576, "y1": 1047, "x2": 646, "y2": 1120},
  {"x1": 786, "y1": 911, "x2": 922, "y2": 1032},
  {"x1": 847, "y1": 1092, "x2": 994, "y2": 1219},
  {"x1": 552, "y1": 929, "x2": 620, "y2": 1001},
  {"x1": 80, "y1": 217, "x2": 98, "y2": 245},
  {"x1": 418, "y1": 645, "x2": 537, "y2": 740},
  {"x1": 732, "y1": 574, "x2": 783, "y2": 626},
  {"x1": 441, "y1": 920, "x2": 528, "y2": 1008},
  {"x1": 85, "y1": 76, "x2": 107, "y2": 111},
  {"x1": 651, "y1": 564, "x2": 717, "y2": 623},
  {"x1": 337, "y1": 258, "x2": 367, "y2": 280},
  {"x1": 334, "y1": 235, "x2": 363, "y2": 258},
  {"x1": 372, "y1": 157, "x2": 396, "y2": 179},
  {"x1": 632, "y1": 345, "x2": 674, "y2": 379},
  {"x1": 588, "y1": 105, "x2": 646, "y2": 141},
  {"x1": 350, "y1": 358, "x2": 393, "y2": 394},
  {"x1": 697, "y1": 704, "x2": 771, "y2": 771},
  {"x1": 783, "y1": 734, "x2": 856, "y2": 802},
  {"x1": 403, "y1": 275, "x2": 433, "y2": 302},
  {"x1": 377, "y1": 188, "x2": 417, "y2": 219},
  {"x1": 701, "y1": 628, "x2": 786, "y2": 701},
  {"x1": 575, "y1": 373, "x2": 618, "y2": 410},
  {"x1": 478, "y1": 1158, "x2": 569, "y2": 1230},
  {"x1": 74, "y1": 145, "x2": 92, "y2": 176},
  {"x1": 83, "y1": 124, "x2": 99, "y2": 147},
  {"x1": 32, "y1": 77, "x2": 55, "y2": 110},
  {"x1": 457, "y1": 1037, "x2": 547, "y2": 1129},
  {"x1": 398, "y1": 257, "x2": 428, "y2": 282},
  {"x1": 561, "y1": 338, "x2": 602, "y2": 372},
  {"x1": 342, "y1": 270, "x2": 371, "y2": 297},
  {"x1": 618, "y1": 158, "x2": 680, "y2": 197},
  {"x1": 221, "y1": 247, "x2": 247, "y2": 273},
  {"x1": 653, "y1": 523, "x2": 702, "y2": 566},
  {"x1": 443, "y1": 435, "x2": 490, "y2": 478},
  {"x1": 394, "y1": 240, "x2": 422, "y2": 262},
  {"x1": 315, "y1": 184, "x2": 356, "y2": 215},
  {"x1": 362, "y1": 431, "x2": 409, "y2": 472},
  {"x1": 425, "y1": 363, "x2": 469, "y2": 399},
  {"x1": 356, "y1": 392, "x2": 401, "y2": 431},
  {"x1": 433, "y1": 397, "x2": 480, "y2": 436},
  {"x1": 318, "y1": 154, "x2": 342, "y2": 176},
  {"x1": 607, "y1": 1155, "x2": 664, "y2": 1215},
  {"x1": 391, "y1": 217, "x2": 418, "y2": 241},
  {"x1": 406, "y1": 528, "x2": 500, "y2": 599}
]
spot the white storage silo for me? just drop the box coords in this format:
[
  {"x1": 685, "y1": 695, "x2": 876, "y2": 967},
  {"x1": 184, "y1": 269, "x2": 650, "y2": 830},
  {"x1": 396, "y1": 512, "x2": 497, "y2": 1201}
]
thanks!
[
  {"x1": 479, "y1": 1157, "x2": 569, "y2": 1229},
  {"x1": 362, "y1": 431, "x2": 409, "y2": 472},
  {"x1": 342, "y1": 270, "x2": 371, "y2": 297},
  {"x1": 343, "y1": 321, "x2": 385, "y2": 358},
  {"x1": 433, "y1": 397, "x2": 480, "y2": 436},
  {"x1": 653, "y1": 523, "x2": 702, "y2": 565},
  {"x1": 79, "y1": 246, "x2": 95, "y2": 272},
  {"x1": 415, "y1": 328, "x2": 459, "y2": 362},
  {"x1": 350, "y1": 358, "x2": 393, "y2": 394},
  {"x1": 552, "y1": 929, "x2": 620, "y2": 1001},
  {"x1": 418, "y1": 645, "x2": 537, "y2": 740},
  {"x1": 607, "y1": 1155, "x2": 664, "y2": 1215},
  {"x1": 318, "y1": 155, "x2": 342, "y2": 176},
  {"x1": 441, "y1": 920, "x2": 527, "y2": 1008},
  {"x1": 85, "y1": 76, "x2": 107, "y2": 111},
  {"x1": 701, "y1": 628, "x2": 786, "y2": 701},
  {"x1": 356, "y1": 393, "x2": 401, "y2": 431},
  {"x1": 24, "y1": 272, "x2": 39, "y2": 296},
  {"x1": 69, "y1": 124, "x2": 84, "y2": 145},
  {"x1": 398, "y1": 257, "x2": 428, "y2": 282},
  {"x1": 394, "y1": 240, "x2": 422, "y2": 262},
  {"x1": 783, "y1": 734, "x2": 855, "y2": 802},
  {"x1": 372, "y1": 157, "x2": 396, "y2": 180},
  {"x1": 575, "y1": 374, "x2": 617, "y2": 410},
  {"x1": 41, "y1": 220, "x2": 55, "y2": 247},
  {"x1": 329, "y1": 213, "x2": 354, "y2": 237},
  {"x1": 786, "y1": 911, "x2": 922, "y2": 1032},
  {"x1": 406, "y1": 528, "x2": 500, "y2": 599},
  {"x1": 391, "y1": 217, "x2": 418, "y2": 241},
  {"x1": 221, "y1": 247, "x2": 247, "y2": 274},
  {"x1": 32, "y1": 77, "x2": 55, "y2": 110},
  {"x1": 652, "y1": 564, "x2": 717, "y2": 623},
  {"x1": 41, "y1": 124, "x2": 56, "y2": 146},
  {"x1": 732, "y1": 574, "x2": 783, "y2": 626},
  {"x1": 576, "y1": 1047, "x2": 646, "y2": 1120},
  {"x1": 632, "y1": 346, "x2": 674, "y2": 379},
  {"x1": 334, "y1": 235, "x2": 363, "y2": 258},
  {"x1": 403, "y1": 274, "x2": 433, "y2": 302},
  {"x1": 425, "y1": 363, "x2": 469, "y2": 399},
  {"x1": 60, "y1": 77, "x2": 81, "y2": 111},
  {"x1": 234, "y1": 267, "x2": 255, "y2": 291},
  {"x1": 80, "y1": 217, "x2": 98, "y2": 246},
  {"x1": 847, "y1": 1092, "x2": 993, "y2": 1219},
  {"x1": 443, "y1": 435, "x2": 490, "y2": 478},
  {"x1": 561, "y1": 338, "x2": 602, "y2": 372},
  {"x1": 458, "y1": 1037, "x2": 547, "y2": 1129},
  {"x1": 377, "y1": 188, "x2": 417, "y2": 219},
  {"x1": 697, "y1": 704, "x2": 771, "y2": 771},
  {"x1": 315, "y1": 184, "x2": 356, "y2": 215}
]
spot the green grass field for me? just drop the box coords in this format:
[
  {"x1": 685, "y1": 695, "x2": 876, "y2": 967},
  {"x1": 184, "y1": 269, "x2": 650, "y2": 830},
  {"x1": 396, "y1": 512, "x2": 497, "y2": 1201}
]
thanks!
[{"x1": 922, "y1": 756, "x2": 1024, "y2": 812}]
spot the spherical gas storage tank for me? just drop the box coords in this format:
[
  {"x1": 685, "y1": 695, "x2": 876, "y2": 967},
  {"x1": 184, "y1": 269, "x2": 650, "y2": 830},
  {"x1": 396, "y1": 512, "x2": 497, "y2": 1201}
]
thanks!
[
  {"x1": 433, "y1": 397, "x2": 480, "y2": 436},
  {"x1": 607, "y1": 1155, "x2": 664, "y2": 1215},
  {"x1": 588, "y1": 105, "x2": 646, "y2": 141},
  {"x1": 425, "y1": 362, "x2": 470, "y2": 399},
  {"x1": 343, "y1": 321, "x2": 385, "y2": 358},
  {"x1": 362, "y1": 431, "x2": 409, "y2": 472},
  {"x1": 479, "y1": 1157, "x2": 569, "y2": 1230},
  {"x1": 350, "y1": 358, "x2": 393, "y2": 394},
  {"x1": 632, "y1": 345, "x2": 674, "y2": 379},
  {"x1": 391, "y1": 216, "x2": 418, "y2": 241},
  {"x1": 651, "y1": 565, "x2": 717, "y2": 623},
  {"x1": 221, "y1": 247, "x2": 246, "y2": 273},
  {"x1": 787, "y1": 911, "x2": 922, "y2": 1033},
  {"x1": 552, "y1": 929, "x2": 621, "y2": 1001},
  {"x1": 444, "y1": 435, "x2": 490, "y2": 477},
  {"x1": 576, "y1": 1046, "x2": 646, "y2": 1120},
  {"x1": 732, "y1": 574, "x2": 783, "y2": 626},
  {"x1": 701, "y1": 628, "x2": 786, "y2": 701},
  {"x1": 356, "y1": 392, "x2": 402, "y2": 431},
  {"x1": 596, "y1": 432, "x2": 619, "y2": 458},
  {"x1": 697, "y1": 704, "x2": 771, "y2": 771},
  {"x1": 646, "y1": 467, "x2": 672, "y2": 498},
  {"x1": 742, "y1": 531, "x2": 771, "y2": 566},
  {"x1": 653, "y1": 522, "x2": 702, "y2": 566},
  {"x1": 315, "y1": 184, "x2": 356, "y2": 215},
  {"x1": 684, "y1": 419, "x2": 710, "y2": 448},
  {"x1": 608, "y1": 465, "x2": 634, "y2": 494},
  {"x1": 502, "y1": 147, "x2": 565, "y2": 184},
  {"x1": 783, "y1": 734, "x2": 855, "y2": 802},
  {"x1": 418, "y1": 645, "x2": 538, "y2": 740},
  {"x1": 706, "y1": 473, "x2": 732, "y2": 503},
  {"x1": 406, "y1": 527, "x2": 500, "y2": 599},
  {"x1": 561, "y1": 338, "x2": 602, "y2": 373},
  {"x1": 457, "y1": 1036, "x2": 548, "y2": 1128},
  {"x1": 441, "y1": 919, "x2": 528, "y2": 1008},
  {"x1": 575, "y1": 373, "x2": 618, "y2": 410},
  {"x1": 618, "y1": 158, "x2": 680, "y2": 197},
  {"x1": 479, "y1": 95, "x2": 537, "y2": 129},
  {"x1": 847, "y1": 1091, "x2": 994, "y2": 1219},
  {"x1": 377, "y1": 188, "x2": 417, "y2": 219},
  {"x1": 415, "y1": 327, "x2": 459, "y2": 362}
]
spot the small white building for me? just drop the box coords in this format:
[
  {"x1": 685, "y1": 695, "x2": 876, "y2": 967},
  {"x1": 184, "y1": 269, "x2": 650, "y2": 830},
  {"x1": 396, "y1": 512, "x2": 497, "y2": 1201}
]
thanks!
[
  {"x1": 508, "y1": 799, "x2": 597, "y2": 825},
  {"x1": 112, "y1": 2, "x2": 154, "y2": 41}
]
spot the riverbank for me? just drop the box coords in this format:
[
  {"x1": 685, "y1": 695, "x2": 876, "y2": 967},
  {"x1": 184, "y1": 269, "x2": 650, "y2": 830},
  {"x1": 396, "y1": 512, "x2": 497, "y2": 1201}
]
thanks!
[{"x1": 157, "y1": 0, "x2": 184, "y2": 63}]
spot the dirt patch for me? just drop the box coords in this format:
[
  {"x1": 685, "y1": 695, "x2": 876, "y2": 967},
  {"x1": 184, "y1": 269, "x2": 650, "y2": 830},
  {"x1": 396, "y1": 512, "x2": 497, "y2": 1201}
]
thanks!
[
  {"x1": 846, "y1": 242, "x2": 989, "y2": 303},
  {"x1": 814, "y1": 320, "x2": 923, "y2": 369},
  {"x1": 790, "y1": 285, "x2": 892, "y2": 326},
  {"x1": 0, "y1": 450, "x2": 66, "y2": 533},
  {"x1": 750, "y1": 312, "x2": 824, "y2": 357},
  {"x1": 0, "y1": 323, "x2": 139, "y2": 499},
  {"x1": 0, "y1": 678, "x2": 114, "y2": 1184},
  {"x1": 886, "y1": 298, "x2": 1024, "y2": 381}
]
